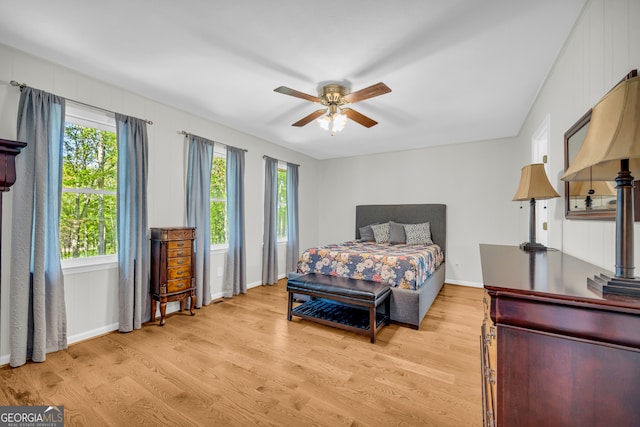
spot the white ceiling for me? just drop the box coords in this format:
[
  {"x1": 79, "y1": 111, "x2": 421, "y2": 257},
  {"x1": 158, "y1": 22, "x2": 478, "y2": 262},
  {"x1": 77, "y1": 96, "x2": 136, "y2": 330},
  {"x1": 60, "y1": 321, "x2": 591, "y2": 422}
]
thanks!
[{"x1": 0, "y1": 0, "x2": 585, "y2": 160}]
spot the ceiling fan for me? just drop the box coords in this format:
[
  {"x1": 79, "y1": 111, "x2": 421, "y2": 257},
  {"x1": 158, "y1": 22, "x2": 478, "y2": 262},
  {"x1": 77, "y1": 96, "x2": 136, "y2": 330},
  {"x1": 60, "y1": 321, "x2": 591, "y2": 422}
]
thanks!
[{"x1": 274, "y1": 82, "x2": 391, "y2": 132}]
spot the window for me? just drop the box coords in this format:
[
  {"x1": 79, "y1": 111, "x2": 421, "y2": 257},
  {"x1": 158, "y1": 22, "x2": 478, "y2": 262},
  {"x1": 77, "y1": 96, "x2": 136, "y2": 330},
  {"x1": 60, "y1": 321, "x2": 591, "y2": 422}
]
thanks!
[
  {"x1": 60, "y1": 103, "x2": 117, "y2": 260},
  {"x1": 210, "y1": 148, "x2": 227, "y2": 245},
  {"x1": 277, "y1": 164, "x2": 287, "y2": 240}
]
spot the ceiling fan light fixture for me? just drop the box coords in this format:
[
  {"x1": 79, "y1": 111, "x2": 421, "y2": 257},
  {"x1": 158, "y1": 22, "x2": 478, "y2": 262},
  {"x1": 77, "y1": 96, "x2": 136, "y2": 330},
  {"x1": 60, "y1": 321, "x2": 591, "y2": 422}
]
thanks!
[
  {"x1": 317, "y1": 114, "x2": 331, "y2": 131},
  {"x1": 316, "y1": 110, "x2": 347, "y2": 134},
  {"x1": 332, "y1": 111, "x2": 347, "y2": 133},
  {"x1": 275, "y1": 82, "x2": 390, "y2": 130}
]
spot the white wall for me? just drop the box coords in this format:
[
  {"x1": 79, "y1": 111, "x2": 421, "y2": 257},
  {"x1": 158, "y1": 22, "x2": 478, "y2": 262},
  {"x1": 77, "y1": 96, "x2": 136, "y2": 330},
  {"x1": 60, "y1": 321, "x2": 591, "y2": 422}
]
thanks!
[
  {"x1": 0, "y1": 43, "x2": 320, "y2": 364},
  {"x1": 316, "y1": 137, "x2": 525, "y2": 287},
  {"x1": 522, "y1": 0, "x2": 640, "y2": 271}
]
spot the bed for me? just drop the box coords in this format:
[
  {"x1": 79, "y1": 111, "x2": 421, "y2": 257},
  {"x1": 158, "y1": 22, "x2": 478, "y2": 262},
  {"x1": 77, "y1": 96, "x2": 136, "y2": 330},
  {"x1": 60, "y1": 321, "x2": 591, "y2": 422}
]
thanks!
[{"x1": 296, "y1": 204, "x2": 446, "y2": 329}]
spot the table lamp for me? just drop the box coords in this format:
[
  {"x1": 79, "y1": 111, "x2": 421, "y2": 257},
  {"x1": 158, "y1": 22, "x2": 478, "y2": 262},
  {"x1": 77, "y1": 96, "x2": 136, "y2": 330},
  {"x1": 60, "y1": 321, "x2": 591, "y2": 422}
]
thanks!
[
  {"x1": 513, "y1": 163, "x2": 560, "y2": 251},
  {"x1": 561, "y1": 74, "x2": 640, "y2": 296}
]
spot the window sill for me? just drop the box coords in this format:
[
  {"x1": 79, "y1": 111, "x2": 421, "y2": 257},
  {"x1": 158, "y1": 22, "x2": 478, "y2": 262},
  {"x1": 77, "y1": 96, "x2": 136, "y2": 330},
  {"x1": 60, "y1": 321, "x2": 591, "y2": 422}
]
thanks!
[
  {"x1": 62, "y1": 254, "x2": 118, "y2": 275},
  {"x1": 210, "y1": 244, "x2": 228, "y2": 254}
]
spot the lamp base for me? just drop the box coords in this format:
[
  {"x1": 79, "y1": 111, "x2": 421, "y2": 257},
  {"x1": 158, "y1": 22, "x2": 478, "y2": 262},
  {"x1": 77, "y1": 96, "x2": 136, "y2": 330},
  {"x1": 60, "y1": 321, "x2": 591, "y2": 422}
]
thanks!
[
  {"x1": 519, "y1": 242, "x2": 548, "y2": 251},
  {"x1": 588, "y1": 273, "x2": 640, "y2": 298}
]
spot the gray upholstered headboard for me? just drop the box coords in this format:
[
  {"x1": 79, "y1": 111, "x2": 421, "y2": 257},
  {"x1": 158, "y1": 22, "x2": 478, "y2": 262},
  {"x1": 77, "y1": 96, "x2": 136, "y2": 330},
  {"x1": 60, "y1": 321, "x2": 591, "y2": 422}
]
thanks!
[{"x1": 355, "y1": 204, "x2": 447, "y2": 254}]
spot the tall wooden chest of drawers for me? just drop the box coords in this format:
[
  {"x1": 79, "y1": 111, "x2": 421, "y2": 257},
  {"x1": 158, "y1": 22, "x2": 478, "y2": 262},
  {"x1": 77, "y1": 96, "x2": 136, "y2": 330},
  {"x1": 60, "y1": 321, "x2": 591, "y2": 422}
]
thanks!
[{"x1": 150, "y1": 227, "x2": 196, "y2": 326}]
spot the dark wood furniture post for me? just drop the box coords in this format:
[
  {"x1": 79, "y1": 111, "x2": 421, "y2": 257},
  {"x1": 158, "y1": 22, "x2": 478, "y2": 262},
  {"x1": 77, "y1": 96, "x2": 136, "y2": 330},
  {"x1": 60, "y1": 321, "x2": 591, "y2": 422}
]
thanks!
[
  {"x1": 0, "y1": 138, "x2": 27, "y2": 285},
  {"x1": 479, "y1": 244, "x2": 640, "y2": 426},
  {"x1": 150, "y1": 227, "x2": 196, "y2": 326}
]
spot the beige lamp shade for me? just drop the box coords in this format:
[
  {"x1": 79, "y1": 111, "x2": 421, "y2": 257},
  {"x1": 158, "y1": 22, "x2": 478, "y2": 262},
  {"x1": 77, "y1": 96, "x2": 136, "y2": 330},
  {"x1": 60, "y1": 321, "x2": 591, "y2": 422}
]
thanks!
[
  {"x1": 513, "y1": 163, "x2": 560, "y2": 201},
  {"x1": 569, "y1": 180, "x2": 616, "y2": 196},
  {"x1": 561, "y1": 75, "x2": 640, "y2": 182}
]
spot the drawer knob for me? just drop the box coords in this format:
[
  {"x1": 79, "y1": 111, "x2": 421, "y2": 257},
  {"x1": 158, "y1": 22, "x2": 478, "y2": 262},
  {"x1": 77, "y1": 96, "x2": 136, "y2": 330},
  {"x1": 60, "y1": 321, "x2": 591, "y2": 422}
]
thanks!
[
  {"x1": 177, "y1": 259, "x2": 184, "y2": 265},
  {"x1": 177, "y1": 242, "x2": 184, "y2": 247},
  {"x1": 177, "y1": 270, "x2": 184, "y2": 275}
]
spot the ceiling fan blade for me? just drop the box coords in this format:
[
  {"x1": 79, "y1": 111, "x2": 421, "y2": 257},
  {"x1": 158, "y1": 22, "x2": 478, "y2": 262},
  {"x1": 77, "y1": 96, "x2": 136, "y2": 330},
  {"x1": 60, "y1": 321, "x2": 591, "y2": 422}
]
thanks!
[
  {"x1": 292, "y1": 109, "x2": 326, "y2": 127},
  {"x1": 274, "y1": 86, "x2": 322, "y2": 103},
  {"x1": 343, "y1": 108, "x2": 378, "y2": 128},
  {"x1": 342, "y1": 82, "x2": 391, "y2": 104}
]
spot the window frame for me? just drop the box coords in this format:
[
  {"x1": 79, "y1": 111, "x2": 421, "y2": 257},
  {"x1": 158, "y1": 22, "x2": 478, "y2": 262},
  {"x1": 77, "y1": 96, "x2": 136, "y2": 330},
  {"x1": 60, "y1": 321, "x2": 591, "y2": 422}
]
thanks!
[
  {"x1": 210, "y1": 145, "x2": 228, "y2": 251},
  {"x1": 276, "y1": 161, "x2": 288, "y2": 243},
  {"x1": 60, "y1": 102, "x2": 118, "y2": 272}
]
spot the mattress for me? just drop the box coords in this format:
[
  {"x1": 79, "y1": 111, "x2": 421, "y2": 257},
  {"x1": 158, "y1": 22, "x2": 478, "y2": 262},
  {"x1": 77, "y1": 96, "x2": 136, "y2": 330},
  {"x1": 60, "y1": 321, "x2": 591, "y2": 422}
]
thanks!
[{"x1": 296, "y1": 241, "x2": 444, "y2": 290}]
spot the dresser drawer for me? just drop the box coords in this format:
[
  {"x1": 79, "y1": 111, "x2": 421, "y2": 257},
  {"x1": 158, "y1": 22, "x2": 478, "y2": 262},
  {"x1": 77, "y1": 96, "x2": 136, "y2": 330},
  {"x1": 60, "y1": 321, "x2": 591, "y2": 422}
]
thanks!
[
  {"x1": 168, "y1": 248, "x2": 190, "y2": 258},
  {"x1": 168, "y1": 256, "x2": 191, "y2": 267},
  {"x1": 168, "y1": 266, "x2": 190, "y2": 280},
  {"x1": 168, "y1": 240, "x2": 190, "y2": 250},
  {"x1": 167, "y1": 278, "x2": 191, "y2": 293}
]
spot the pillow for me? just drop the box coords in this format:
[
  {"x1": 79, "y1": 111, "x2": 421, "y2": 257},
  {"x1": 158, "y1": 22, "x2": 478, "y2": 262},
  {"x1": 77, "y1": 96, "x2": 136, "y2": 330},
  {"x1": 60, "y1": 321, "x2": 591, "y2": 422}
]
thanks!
[
  {"x1": 404, "y1": 222, "x2": 433, "y2": 245},
  {"x1": 359, "y1": 224, "x2": 376, "y2": 242},
  {"x1": 388, "y1": 221, "x2": 406, "y2": 244},
  {"x1": 370, "y1": 222, "x2": 391, "y2": 243}
]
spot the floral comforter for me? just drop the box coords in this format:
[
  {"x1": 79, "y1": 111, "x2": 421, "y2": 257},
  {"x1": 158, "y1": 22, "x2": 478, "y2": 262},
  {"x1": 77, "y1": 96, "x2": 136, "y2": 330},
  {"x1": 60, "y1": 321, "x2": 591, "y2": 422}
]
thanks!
[{"x1": 296, "y1": 241, "x2": 444, "y2": 290}]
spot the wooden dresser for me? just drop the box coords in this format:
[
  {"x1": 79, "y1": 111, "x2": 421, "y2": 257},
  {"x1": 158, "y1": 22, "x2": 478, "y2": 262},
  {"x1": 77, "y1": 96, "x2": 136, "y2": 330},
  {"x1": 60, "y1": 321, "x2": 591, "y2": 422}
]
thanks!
[
  {"x1": 479, "y1": 244, "x2": 640, "y2": 427},
  {"x1": 150, "y1": 227, "x2": 196, "y2": 326}
]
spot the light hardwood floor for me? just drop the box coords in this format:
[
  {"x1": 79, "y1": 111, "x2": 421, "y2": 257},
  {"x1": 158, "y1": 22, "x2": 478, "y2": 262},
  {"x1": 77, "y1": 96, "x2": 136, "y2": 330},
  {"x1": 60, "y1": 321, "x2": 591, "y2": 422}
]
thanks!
[{"x1": 0, "y1": 280, "x2": 485, "y2": 426}]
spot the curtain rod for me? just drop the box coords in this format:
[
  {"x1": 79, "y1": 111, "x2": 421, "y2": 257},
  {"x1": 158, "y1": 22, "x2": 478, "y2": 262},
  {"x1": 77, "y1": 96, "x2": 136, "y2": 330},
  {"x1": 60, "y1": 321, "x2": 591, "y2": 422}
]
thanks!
[
  {"x1": 10, "y1": 80, "x2": 154, "y2": 125},
  {"x1": 263, "y1": 155, "x2": 300, "y2": 168},
  {"x1": 180, "y1": 130, "x2": 248, "y2": 152}
]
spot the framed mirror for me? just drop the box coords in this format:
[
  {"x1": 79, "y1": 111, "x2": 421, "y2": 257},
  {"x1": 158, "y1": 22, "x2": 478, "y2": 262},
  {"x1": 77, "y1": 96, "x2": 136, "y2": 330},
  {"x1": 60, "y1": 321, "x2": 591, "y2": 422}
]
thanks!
[
  {"x1": 564, "y1": 109, "x2": 617, "y2": 219},
  {"x1": 564, "y1": 105, "x2": 640, "y2": 221}
]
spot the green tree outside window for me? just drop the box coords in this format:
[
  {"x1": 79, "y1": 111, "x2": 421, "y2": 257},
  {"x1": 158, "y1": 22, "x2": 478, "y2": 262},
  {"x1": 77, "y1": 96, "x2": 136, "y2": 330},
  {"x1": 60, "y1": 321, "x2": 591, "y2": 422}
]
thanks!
[
  {"x1": 210, "y1": 154, "x2": 227, "y2": 245},
  {"x1": 277, "y1": 167, "x2": 287, "y2": 239},
  {"x1": 60, "y1": 123, "x2": 117, "y2": 259}
]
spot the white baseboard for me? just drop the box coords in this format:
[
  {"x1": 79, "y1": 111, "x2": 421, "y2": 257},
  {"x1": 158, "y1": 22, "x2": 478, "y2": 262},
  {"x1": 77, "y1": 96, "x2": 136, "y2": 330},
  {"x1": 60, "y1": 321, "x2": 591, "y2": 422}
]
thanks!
[
  {"x1": 248, "y1": 280, "x2": 263, "y2": 289},
  {"x1": 68, "y1": 323, "x2": 120, "y2": 345},
  {"x1": 210, "y1": 275, "x2": 284, "y2": 300},
  {"x1": 445, "y1": 279, "x2": 484, "y2": 288},
  {"x1": 247, "y1": 274, "x2": 286, "y2": 290},
  {"x1": 1, "y1": 322, "x2": 121, "y2": 366}
]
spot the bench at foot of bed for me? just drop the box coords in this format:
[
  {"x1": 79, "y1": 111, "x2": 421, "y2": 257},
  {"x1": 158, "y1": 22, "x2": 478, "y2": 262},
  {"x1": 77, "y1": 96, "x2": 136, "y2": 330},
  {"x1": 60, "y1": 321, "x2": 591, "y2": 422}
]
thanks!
[{"x1": 287, "y1": 273, "x2": 391, "y2": 343}]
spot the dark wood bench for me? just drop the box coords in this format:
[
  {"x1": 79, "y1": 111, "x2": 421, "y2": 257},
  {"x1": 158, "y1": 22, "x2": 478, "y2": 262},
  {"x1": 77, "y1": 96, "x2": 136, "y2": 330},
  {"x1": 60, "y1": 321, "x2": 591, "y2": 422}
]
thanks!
[{"x1": 287, "y1": 273, "x2": 391, "y2": 343}]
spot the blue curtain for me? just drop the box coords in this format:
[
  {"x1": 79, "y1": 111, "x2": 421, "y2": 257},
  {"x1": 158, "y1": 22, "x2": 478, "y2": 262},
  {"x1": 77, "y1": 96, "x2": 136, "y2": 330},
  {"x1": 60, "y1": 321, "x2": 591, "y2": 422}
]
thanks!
[
  {"x1": 10, "y1": 88, "x2": 67, "y2": 367},
  {"x1": 285, "y1": 163, "x2": 299, "y2": 273},
  {"x1": 223, "y1": 146, "x2": 246, "y2": 296},
  {"x1": 186, "y1": 135, "x2": 213, "y2": 306},
  {"x1": 115, "y1": 113, "x2": 149, "y2": 332},
  {"x1": 262, "y1": 157, "x2": 278, "y2": 285}
]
